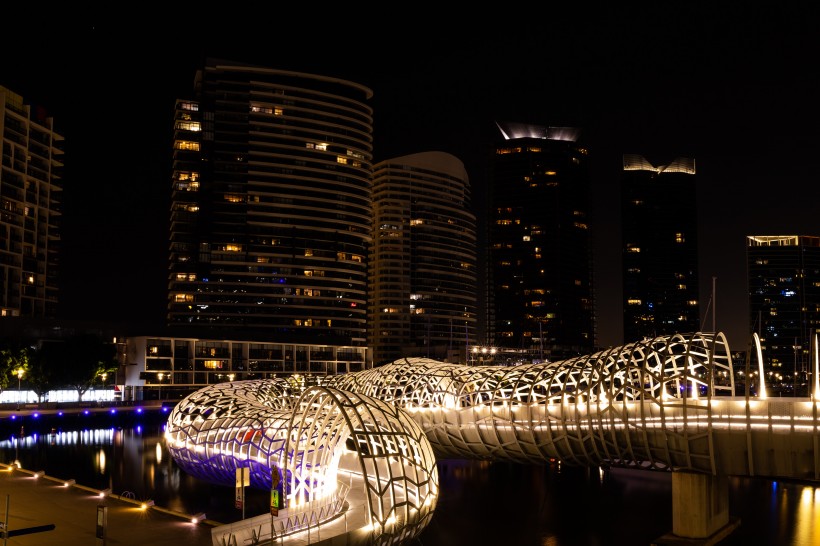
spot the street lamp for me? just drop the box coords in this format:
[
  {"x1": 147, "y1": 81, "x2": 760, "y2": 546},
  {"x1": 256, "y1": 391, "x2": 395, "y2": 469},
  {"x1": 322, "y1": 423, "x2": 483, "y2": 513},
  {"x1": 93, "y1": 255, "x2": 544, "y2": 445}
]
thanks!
[{"x1": 16, "y1": 368, "x2": 24, "y2": 408}]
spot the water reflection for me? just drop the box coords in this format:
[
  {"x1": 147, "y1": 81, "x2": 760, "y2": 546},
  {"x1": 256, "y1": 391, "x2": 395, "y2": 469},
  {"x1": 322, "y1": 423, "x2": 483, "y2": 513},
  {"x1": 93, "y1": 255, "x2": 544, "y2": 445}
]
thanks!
[{"x1": 1, "y1": 412, "x2": 819, "y2": 545}]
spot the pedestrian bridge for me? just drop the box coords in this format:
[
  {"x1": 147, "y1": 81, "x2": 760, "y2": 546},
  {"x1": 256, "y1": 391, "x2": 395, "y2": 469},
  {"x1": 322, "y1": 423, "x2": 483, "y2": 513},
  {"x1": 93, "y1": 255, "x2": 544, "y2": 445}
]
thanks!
[
  {"x1": 165, "y1": 331, "x2": 820, "y2": 544},
  {"x1": 327, "y1": 331, "x2": 820, "y2": 482}
]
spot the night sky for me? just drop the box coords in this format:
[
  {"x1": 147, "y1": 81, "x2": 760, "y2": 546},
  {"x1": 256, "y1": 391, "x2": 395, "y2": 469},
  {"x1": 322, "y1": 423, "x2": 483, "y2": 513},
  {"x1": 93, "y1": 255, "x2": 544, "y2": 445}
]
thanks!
[{"x1": 3, "y1": 8, "x2": 819, "y2": 351}]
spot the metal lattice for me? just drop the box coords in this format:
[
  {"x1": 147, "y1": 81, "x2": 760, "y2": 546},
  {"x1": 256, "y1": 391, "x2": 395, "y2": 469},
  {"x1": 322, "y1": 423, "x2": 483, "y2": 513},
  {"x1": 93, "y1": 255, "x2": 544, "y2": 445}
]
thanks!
[
  {"x1": 166, "y1": 380, "x2": 438, "y2": 543},
  {"x1": 326, "y1": 332, "x2": 735, "y2": 470}
]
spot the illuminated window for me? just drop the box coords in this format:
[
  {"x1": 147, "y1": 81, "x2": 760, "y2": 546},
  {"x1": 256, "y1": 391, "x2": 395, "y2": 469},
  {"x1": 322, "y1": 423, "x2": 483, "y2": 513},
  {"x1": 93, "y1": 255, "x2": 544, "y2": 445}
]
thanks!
[
  {"x1": 412, "y1": 308, "x2": 424, "y2": 314},
  {"x1": 204, "y1": 360, "x2": 222, "y2": 369},
  {"x1": 250, "y1": 104, "x2": 273, "y2": 114},
  {"x1": 305, "y1": 249, "x2": 314, "y2": 257},
  {"x1": 687, "y1": 300, "x2": 698, "y2": 306},
  {"x1": 675, "y1": 233, "x2": 685, "y2": 243},
  {"x1": 523, "y1": 235, "x2": 530, "y2": 241},
  {"x1": 627, "y1": 246, "x2": 641, "y2": 253},
  {"x1": 337, "y1": 156, "x2": 348, "y2": 164},
  {"x1": 410, "y1": 219, "x2": 423, "y2": 226},
  {"x1": 497, "y1": 219, "x2": 512, "y2": 225},
  {"x1": 148, "y1": 346, "x2": 158, "y2": 355},
  {"x1": 175, "y1": 293, "x2": 193, "y2": 302},
  {"x1": 224, "y1": 194, "x2": 244, "y2": 203},
  {"x1": 175, "y1": 121, "x2": 201, "y2": 132},
  {"x1": 180, "y1": 102, "x2": 198, "y2": 112},
  {"x1": 677, "y1": 284, "x2": 686, "y2": 290},
  {"x1": 225, "y1": 244, "x2": 241, "y2": 252},
  {"x1": 627, "y1": 299, "x2": 642, "y2": 305},
  {"x1": 174, "y1": 140, "x2": 200, "y2": 151}
]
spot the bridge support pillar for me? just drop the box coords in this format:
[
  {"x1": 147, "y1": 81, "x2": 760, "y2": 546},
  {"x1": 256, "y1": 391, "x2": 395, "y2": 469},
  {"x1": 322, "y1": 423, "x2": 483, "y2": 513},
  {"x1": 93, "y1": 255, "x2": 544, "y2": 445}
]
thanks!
[{"x1": 653, "y1": 471, "x2": 739, "y2": 545}]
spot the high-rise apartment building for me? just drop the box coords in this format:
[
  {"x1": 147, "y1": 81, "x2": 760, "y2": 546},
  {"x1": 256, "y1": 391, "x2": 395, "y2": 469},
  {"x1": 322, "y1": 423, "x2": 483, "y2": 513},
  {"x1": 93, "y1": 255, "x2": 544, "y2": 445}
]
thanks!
[
  {"x1": 747, "y1": 235, "x2": 820, "y2": 391},
  {"x1": 370, "y1": 152, "x2": 477, "y2": 365},
  {"x1": 621, "y1": 154, "x2": 699, "y2": 342},
  {"x1": 487, "y1": 122, "x2": 594, "y2": 360},
  {"x1": 0, "y1": 86, "x2": 63, "y2": 319},
  {"x1": 167, "y1": 59, "x2": 373, "y2": 348}
]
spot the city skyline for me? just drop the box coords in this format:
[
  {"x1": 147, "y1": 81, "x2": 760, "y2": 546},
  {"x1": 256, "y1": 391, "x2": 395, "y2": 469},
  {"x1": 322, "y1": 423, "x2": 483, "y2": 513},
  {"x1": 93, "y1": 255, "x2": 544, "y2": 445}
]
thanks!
[{"x1": 3, "y1": 9, "x2": 819, "y2": 352}]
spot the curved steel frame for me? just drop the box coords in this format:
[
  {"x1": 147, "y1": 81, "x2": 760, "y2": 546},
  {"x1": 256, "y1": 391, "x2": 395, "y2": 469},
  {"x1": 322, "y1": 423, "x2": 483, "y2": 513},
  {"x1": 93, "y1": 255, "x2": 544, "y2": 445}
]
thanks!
[
  {"x1": 327, "y1": 332, "x2": 735, "y2": 470},
  {"x1": 166, "y1": 380, "x2": 438, "y2": 543}
]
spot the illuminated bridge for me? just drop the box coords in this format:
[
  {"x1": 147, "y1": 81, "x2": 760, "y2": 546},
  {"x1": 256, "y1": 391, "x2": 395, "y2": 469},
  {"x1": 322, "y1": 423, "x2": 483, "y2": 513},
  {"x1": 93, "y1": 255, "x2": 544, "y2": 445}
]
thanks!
[{"x1": 166, "y1": 331, "x2": 820, "y2": 545}]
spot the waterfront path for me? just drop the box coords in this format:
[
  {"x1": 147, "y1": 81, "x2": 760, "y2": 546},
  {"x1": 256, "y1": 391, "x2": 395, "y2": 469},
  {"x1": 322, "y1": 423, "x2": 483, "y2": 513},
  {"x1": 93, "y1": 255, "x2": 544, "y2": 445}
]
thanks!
[
  {"x1": 0, "y1": 403, "x2": 216, "y2": 545},
  {"x1": 0, "y1": 464, "x2": 215, "y2": 545}
]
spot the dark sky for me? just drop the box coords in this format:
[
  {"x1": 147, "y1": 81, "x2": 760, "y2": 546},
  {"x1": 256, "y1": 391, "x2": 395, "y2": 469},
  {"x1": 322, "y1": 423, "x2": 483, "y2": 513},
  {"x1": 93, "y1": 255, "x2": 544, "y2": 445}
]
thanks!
[{"x1": 4, "y1": 8, "x2": 819, "y2": 351}]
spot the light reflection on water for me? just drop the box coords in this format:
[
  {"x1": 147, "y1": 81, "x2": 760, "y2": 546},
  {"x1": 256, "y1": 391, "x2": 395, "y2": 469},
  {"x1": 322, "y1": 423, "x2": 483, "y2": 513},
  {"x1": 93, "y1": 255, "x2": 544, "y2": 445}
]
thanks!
[{"x1": 0, "y1": 412, "x2": 818, "y2": 545}]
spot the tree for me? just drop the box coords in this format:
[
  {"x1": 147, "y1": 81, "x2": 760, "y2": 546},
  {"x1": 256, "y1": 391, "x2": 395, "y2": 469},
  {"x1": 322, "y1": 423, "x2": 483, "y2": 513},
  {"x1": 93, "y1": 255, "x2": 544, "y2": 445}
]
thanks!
[
  {"x1": 0, "y1": 344, "x2": 30, "y2": 396},
  {"x1": 57, "y1": 334, "x2": 118, "y2": 402},
  {"x1": 27, "y1": 341, "x2": 60, "y2": 403}
]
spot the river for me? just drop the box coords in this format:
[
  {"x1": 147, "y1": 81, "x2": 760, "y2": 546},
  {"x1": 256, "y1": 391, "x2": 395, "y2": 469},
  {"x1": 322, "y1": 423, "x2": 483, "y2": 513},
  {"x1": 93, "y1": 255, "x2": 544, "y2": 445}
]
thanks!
[{"x1": 0, "y1": 409, "x2": 817, "y2": 545}]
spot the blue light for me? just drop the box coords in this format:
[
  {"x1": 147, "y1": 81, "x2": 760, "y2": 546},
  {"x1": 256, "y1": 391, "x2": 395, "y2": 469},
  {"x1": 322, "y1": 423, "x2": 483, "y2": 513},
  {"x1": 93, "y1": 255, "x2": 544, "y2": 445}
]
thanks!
[
  {"x1": 83, "y1": 410, "x2": 90, "y2": 416},
  {"x1": 136, "y1": 408, "x2": 143, "y2": 414},
  {"x1": 162, "y1": 407, "x2": 170, "y2": 413},
  {"x1": 57, "y1": 411, "x2": 63, "y2": 416},
  {"x1": 10, "y1": 415, "x2": 16, "y2": 420},
  {"x1": 32, "y1": 413, "x2": 39, "y2": 418},
  {"x1": 109, "y1": 409, "x2": 117, "y2": 414},
  {"x1": 136, "y1": 425, "x2": 142, "y2": 433}
]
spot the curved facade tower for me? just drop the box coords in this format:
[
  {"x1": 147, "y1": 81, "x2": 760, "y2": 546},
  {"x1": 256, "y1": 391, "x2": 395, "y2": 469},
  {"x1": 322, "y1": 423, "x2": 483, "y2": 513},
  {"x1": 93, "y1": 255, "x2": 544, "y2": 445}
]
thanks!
[
  {"x1": 168, "y1": 59, "x2": 373, "y2": 347},
  {"x1": 369, "y1": 152, "x2": 477, "y2": 366}
]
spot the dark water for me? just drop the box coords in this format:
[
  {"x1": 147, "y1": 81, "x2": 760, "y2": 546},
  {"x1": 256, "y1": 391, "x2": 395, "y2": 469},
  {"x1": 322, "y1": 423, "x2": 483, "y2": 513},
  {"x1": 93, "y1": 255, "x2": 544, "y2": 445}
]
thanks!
[{"x1": 1, "y1": 411, "x2": 818, "y2": 545}]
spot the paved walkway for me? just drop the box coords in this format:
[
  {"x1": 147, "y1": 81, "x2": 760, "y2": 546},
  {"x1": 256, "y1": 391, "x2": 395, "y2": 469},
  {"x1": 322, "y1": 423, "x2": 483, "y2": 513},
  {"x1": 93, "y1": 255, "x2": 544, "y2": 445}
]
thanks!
[{"x1": 0, "y1": 464, "x2": 216, "y2": 545}]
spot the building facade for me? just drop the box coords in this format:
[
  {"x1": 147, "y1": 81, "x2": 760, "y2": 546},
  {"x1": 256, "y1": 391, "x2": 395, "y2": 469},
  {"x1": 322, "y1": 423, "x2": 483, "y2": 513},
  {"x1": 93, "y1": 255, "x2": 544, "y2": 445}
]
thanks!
[
  {"x1": 747, "y1": 235, "x2": 820, "y2": 393},
  {"x1": 125, "y1": 335, "x2": 368, "y2": 401},
  {"x1": 167, "y1": 59, "x2": 374, "y2": 349},
  {"x1": 369, "y1": 152, "x2": 477, "y2": 365},
  {"x1": 0, "y1": 86, "x2": 63, "y2": 319},
  {"x1": 621, "y1": 154, "x2": 700, "y2": 342},
  {"x1": 487, "y1": 122, "x2": 594, "y2": 360}
]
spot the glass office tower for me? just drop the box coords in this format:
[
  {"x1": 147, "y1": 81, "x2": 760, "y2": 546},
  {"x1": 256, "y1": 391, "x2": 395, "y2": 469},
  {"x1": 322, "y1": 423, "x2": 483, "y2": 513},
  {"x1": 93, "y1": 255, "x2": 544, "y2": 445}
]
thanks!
[
  {"x1": 621, "y1": 154, "x2": 699, "y2": 343},
  {"x1": 487, "y1": 122, "x2": 594, "y2": 361},
  {"x1": 747, "y1": 235, "x2": 820, "y2": 393}
]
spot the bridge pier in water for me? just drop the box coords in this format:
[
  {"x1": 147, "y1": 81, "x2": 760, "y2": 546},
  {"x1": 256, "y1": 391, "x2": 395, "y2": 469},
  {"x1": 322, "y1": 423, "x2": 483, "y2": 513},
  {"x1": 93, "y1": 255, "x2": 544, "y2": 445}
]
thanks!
[{"x1": 654, "y1": 471, "x2": 740, "y2": 545}]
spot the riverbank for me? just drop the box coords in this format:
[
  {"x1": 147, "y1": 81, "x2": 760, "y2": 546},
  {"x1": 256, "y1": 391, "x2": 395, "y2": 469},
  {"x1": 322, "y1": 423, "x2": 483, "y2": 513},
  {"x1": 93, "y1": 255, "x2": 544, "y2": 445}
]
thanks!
[{"x1": 0, "y1": 462, "x2": 215, "y2": 545}]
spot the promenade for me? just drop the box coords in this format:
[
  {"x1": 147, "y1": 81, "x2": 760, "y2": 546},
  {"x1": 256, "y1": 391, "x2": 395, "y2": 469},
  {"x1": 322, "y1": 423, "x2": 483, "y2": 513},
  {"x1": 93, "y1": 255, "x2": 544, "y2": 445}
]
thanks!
[
  {"x1": 0, "y1": 403, "x2": 216, "y2": 545},
  {"x1": 0, "y1": 464, "x2": 216, "y2": 545}
]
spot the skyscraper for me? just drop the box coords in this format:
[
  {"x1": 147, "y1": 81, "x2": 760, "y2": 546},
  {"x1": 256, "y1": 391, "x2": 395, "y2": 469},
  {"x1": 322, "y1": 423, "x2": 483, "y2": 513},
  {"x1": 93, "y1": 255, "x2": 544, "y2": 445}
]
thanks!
[
  {"x1": 167, "y1": 59, "x2": 373, "y2": 347},
  {"x1": 487, "y1": 122, "x2": 594, "y2": 360},
  {"x1": 621, "y1": 154, "x2": 699, "y2": 342},
  {"x1": 747, "y1": 235, "x2": 820, "y2": 392},
  {"x1": 370, "y1": 152, "x2": 477, "y2": 365},
  {"x1": 0, "y1": 86, "x2": 63, "y2": 319}
]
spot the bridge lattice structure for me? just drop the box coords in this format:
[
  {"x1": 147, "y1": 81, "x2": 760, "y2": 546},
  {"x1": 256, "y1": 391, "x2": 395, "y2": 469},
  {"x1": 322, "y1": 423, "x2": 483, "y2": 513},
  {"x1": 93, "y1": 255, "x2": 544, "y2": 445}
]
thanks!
[{"x1": 166, "y1": 331, "x2": 820, "y2": 543}]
